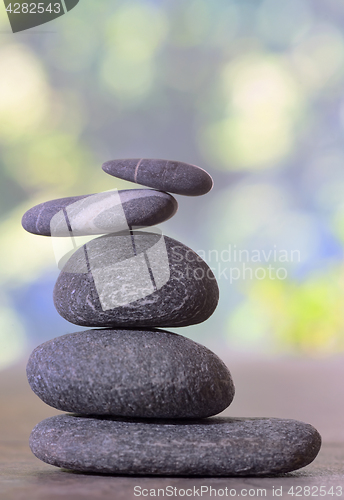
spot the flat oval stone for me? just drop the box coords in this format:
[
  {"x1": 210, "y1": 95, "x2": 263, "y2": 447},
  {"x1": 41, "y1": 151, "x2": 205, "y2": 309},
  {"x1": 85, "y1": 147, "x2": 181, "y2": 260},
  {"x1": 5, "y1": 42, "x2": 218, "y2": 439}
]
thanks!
[
  {"x1": 53, "y1": 232, "x2": 219, "y2": 328},
  {"x1": 21, "y1": 189, "x2": 178, "y2": 236},
  {"x1": 26, "y1": 329, "x2": 235, "y2": 418},
  {"x1": 102, "y1": 159, "x2": 213, "y2": 196},
  {"x1": 29, "y1": 415, "x2": 321, "y2": 476}
]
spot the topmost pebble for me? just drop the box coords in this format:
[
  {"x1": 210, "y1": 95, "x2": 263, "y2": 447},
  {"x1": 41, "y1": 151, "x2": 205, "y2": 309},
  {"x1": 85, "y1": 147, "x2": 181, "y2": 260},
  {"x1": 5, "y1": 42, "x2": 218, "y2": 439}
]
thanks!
[{"x1": 102, "y1": 158, "x2": 213, "y2": 196}]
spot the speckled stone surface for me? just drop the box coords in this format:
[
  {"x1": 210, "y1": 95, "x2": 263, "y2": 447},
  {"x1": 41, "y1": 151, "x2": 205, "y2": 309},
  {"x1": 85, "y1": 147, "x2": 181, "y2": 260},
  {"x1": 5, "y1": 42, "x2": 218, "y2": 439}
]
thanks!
[
  {"x1": 53, "y1": 232, "x2": 219, "y2": 328},
  {"x1": 102, "y1": 159, "x2": 213, "y2": 196},
  {"x1": 29, "y1": 415, "x2": 322, "y2": 476},
  {"x1": 21, "y1": 189, "x2": 178, "y2": 236},
  {"x1": 26, "y1": 329, "x2": 234, "y2": 418}
]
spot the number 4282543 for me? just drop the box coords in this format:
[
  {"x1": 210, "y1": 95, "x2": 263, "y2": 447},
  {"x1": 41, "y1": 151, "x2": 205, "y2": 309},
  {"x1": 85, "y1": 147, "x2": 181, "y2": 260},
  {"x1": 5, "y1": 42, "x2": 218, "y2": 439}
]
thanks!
[
  {"x1": 6, "y1": 3, "x2": 61, "y2": 14},
  {"x1": 288, "y1": 485, "x2": 343, "y2": 496}
]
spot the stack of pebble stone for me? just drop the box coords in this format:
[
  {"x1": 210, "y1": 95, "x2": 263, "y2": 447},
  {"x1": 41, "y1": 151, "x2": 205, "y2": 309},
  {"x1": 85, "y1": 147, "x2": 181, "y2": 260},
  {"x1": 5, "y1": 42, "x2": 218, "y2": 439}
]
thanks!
[{"x1": 23, "y1": 159, "x2": 321, "y2": 476}]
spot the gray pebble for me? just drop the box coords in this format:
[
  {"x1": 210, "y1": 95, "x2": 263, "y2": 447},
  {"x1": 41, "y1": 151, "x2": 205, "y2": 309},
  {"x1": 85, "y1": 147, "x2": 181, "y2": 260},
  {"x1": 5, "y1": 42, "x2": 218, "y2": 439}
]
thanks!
[
  {"x1": 26, "y1": 328, "x2": 235, "y2": 418},
  {"x1": 102, "y1": 159, "x2": 213, "y2": 196},
  {"x1": 53, "y1": 233, "x2": 219, "y2": 328},
  {"x1": 21, "y1": 189, "x2": 178, "y2": 236},
  {"x1": 29, "y1": 415, "x2": 321, "y2": 476}
]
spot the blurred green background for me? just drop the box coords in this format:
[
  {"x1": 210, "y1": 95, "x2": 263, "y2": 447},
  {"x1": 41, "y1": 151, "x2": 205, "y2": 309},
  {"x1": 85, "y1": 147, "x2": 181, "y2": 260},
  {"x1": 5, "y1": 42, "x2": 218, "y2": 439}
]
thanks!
[{"x1": 1, "y1": 0, "x2": 344, "y2": 371}]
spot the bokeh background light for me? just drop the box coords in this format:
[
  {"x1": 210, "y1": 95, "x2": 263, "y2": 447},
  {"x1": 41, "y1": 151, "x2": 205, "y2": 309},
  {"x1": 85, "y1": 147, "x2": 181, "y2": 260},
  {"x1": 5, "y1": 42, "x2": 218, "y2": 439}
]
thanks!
[{"x1": 1, "y1": 0, "x2": 344, "y2": 370}]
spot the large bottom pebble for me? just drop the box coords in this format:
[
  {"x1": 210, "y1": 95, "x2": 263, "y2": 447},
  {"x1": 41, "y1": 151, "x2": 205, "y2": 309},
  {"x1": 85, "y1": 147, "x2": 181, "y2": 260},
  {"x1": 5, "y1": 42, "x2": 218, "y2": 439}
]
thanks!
[{"x1": 30, "y1": 415, "x2": 321, "y2": 476}]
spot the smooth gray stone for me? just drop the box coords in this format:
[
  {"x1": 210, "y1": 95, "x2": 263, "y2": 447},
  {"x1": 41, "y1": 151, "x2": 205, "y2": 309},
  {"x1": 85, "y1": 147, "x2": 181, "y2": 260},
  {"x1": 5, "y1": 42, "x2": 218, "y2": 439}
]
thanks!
[
  {"x1": 53, "y1": 233, "x2": 219, "y2": 328},
  {"x1": 102, "y1": 159, "x2": 213, "y2": 196},
  {"x1": 26, "y1": 329, "x2": 235, "y2": 418},
  {"x1": 21, "y1": 189, "x2": 178, "y2": 236},
  {"x1": 29, "y1": 415, "x2": 322, "y2": 476}
]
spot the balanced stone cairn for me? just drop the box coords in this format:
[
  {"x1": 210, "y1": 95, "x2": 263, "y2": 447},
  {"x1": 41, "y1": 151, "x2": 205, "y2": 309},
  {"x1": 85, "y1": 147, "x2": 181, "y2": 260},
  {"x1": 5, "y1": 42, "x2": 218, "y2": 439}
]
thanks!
[{"x1": 23, "y1": 159, "x2": 321, "y2": 476}]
